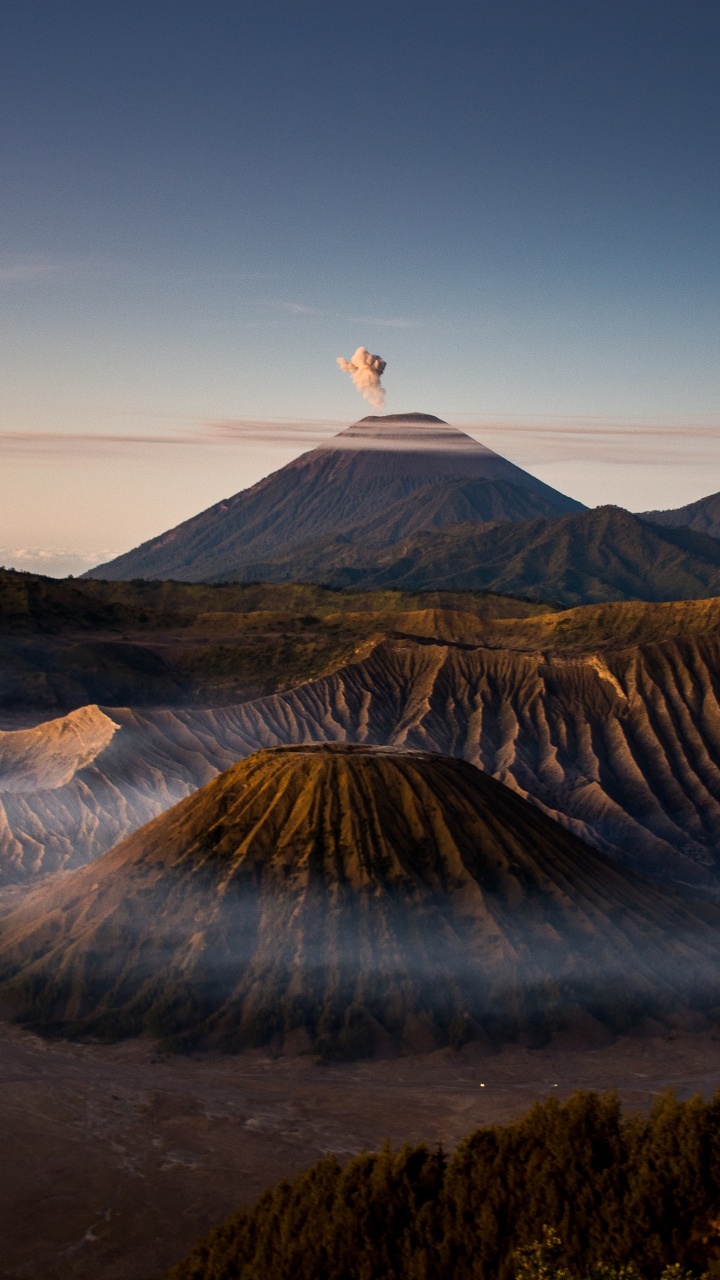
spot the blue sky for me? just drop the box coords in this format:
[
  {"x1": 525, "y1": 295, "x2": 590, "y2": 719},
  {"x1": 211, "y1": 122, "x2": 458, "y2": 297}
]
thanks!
[{"x1": 1, "y1": 1, "x2": 719, "y2": 574}]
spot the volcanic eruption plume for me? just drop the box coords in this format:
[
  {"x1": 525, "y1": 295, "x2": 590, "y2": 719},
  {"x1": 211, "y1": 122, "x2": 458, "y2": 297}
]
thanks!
[{"x1": 336, "y1": 346, "x2": 387, "y2": 408}]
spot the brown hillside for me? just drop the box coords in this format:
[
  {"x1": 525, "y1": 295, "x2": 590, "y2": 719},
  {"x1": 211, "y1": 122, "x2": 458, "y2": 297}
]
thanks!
[{"x1": 1, "y1": 745, "x2": 719, "y2": 1054}]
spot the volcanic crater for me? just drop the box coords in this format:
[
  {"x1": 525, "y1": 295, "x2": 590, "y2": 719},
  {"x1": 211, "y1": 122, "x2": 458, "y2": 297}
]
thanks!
[{"x1": 1, "y1": 743, "x2": 719, "y2": 1058}]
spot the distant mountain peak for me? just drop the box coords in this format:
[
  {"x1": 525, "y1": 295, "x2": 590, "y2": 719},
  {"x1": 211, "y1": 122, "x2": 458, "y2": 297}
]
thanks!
[
  {"x1": 641, "y1": 489, "x2": 720, "y2": 541},
  {"x1": 336, "y1": 413, "x2": 492, "y2": 450},
  {"x1": 84, "y1": 413, "x2": 585, "y2": 582}
]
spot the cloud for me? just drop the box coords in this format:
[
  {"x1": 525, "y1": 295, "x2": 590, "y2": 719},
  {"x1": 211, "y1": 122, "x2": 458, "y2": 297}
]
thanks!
[
  {"x1": 277, "y1": 301, "x2": 323, "y2": 315},
  {"x1": 0, "y1": 431, "x2": 205, "y2": 455},
  {"x1": 0, "y1": 257, "x2": 63, "y2": 284},
  {"x1": 0, "y1": 417, "x2": 718, "y2": 466},
  {"x1": 347, "y1": 315, "x2": 422, "y2": 329},
  {"x1": 0, "y1": 547, "x2": 121, "y2": 578}
]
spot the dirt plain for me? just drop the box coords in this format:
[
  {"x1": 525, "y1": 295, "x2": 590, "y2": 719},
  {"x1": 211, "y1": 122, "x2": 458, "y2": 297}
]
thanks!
[{"x1": 3, "y1": 1024, "x2": 720, "y2": 1279}]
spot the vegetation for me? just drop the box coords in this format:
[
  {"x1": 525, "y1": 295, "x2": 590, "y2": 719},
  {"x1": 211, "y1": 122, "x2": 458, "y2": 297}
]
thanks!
[
  {"x1": 0, "y1": 566, "x2": 552, "y2": 630},
  {"x1": 642, "y1": 490, "x2": 720, "y2": 541},
  {"x1": 271, "y1": 506, "x2": 720, "y2": 606},
  {"x1": 167, "y1": 1091, "x2": 720, "y2": 1280},
  {"x1": 6, "y1": 566, "x2": 720, "y2": 713},
  {"x1": 0, "y1": 567, "x2": 554, "y2": 709}
]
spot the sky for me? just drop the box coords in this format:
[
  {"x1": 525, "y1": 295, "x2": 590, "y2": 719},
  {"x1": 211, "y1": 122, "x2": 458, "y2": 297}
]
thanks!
[{"x1": 1, "y1": 0, "x2": 719, "y2": 575}]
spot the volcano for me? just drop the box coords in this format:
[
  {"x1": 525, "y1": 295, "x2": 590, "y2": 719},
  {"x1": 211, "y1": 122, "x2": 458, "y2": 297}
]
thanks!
[
  {"x1": 85, "y1": 414, "x2": 585, "y2": 583},
  {"x1": 1, "y1": 744, "x2": 718, "y2": 1055}
]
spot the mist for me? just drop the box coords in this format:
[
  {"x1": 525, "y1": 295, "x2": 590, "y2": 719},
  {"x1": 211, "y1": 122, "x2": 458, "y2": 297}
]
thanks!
[{"x1": 2, "y1": 867, "x2": 720, "y2": 1054}]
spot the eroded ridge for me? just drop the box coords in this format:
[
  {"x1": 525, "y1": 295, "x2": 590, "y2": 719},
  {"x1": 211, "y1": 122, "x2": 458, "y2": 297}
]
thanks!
[{"x1": 3, "y1": 631, "x2": 720, "y2": 889}]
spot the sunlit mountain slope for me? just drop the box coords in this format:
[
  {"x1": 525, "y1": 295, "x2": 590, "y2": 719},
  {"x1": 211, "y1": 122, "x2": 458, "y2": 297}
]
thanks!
[{"x1": 2, "y1": 744, "x2": 718, "y2": 1053}]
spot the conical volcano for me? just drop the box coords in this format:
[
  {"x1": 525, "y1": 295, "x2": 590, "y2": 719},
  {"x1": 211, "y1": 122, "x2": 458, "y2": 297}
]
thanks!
[
  {"x1": 85, "y1": 414, "x2": 584, "y2": 582},
  {"x1": 1, "y1": 744, "x2": 718, "y2": 1055}
]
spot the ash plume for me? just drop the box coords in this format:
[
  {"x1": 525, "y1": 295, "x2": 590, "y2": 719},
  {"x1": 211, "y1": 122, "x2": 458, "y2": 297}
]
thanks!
[{"x1": 336, "y1": 346, "x2": 387, "y2": 408}]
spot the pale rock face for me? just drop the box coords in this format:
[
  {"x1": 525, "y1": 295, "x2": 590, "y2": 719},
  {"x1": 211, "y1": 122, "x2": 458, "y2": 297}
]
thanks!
[{"x1": 0, "y1": 705, "x2": 118, "y2": 793}]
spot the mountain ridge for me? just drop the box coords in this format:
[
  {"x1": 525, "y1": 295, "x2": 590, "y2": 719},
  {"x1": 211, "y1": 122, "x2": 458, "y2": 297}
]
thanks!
[
  {"x1": 641, "y1": 490, "x2": 720, "y2": 540},
  {"x1": 5, "y1": 610, "x2": 720, "y2": 891},
  {"x1": 233, "y1": 505, "x2": 720, "y2": 606}
]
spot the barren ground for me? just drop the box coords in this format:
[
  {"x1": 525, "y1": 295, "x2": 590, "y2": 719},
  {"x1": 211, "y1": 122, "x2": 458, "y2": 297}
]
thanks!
[{"x1": 3, "y1": 1024, "x2": 720, "y2": 1279}]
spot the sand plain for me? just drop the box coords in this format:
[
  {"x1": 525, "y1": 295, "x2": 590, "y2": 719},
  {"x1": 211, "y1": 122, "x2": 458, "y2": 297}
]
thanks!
[{"x1": 3, "y1": 1024, "x2": 720, "y2": 1279}]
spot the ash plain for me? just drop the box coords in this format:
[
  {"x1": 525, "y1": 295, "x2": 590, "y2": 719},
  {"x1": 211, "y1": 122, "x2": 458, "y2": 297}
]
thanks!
[{"x1": 4, "y1": 1023, "x2": 720, "y2": 1279}]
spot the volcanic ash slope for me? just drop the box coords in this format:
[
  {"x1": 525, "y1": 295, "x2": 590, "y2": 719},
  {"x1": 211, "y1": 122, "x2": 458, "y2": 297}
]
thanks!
[
  {"x1": 1, "y1": 744, "x2": 719, "y2": 1057},
  {"x1": 6, "y1": 611, "x2": 720, "y2": 890}
]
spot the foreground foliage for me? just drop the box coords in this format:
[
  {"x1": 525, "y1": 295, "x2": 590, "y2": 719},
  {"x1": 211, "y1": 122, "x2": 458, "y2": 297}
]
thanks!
[{"x1": 167, "y1": 1091, "x2": 720, "y2": 1280}]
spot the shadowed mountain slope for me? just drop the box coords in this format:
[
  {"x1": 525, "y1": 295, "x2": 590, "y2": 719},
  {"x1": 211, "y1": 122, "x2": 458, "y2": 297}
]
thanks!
[
  {"x1": 84, "y1": 415, "x2": 584, "y2": 583},
  {"x1": 641, "y1": 490, "x2": 720, "y2": 540},
  {"x1": 258, "y1": 505, "x2": 720, "y2": 606},
  {"x1": 2, "y1": 744, "x2": 719, "y2": 1053},
  {"x1": 4, "y1": 604, "x2": 720, "y2": 891}
]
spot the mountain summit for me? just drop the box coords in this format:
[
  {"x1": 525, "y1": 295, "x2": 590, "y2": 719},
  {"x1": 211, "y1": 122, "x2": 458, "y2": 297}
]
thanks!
[
  {"x1": 1, "y1": 743, "x2": 718, "y2": 1053},
  {"x1": 85, "y1": 414, "x2": 585, "y2": 582}
]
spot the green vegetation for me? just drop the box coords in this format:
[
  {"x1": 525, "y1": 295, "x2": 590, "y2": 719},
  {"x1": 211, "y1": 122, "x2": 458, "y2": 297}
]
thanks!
[
  {"x1": 167, "y1": 1091, "x2": 720, "y2": 1280},
  {"x1": 514, "y1": 1228, "x2": 696, "y2": 1280}
]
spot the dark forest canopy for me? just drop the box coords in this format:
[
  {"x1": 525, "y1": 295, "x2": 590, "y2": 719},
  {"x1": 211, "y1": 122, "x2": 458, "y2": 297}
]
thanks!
[{"x1": 167, "y1": 1090, "x2": 720, "y2": 1280}]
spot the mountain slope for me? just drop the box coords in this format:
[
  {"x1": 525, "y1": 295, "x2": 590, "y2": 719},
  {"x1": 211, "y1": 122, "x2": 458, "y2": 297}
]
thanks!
[
  {"x1": 84, "y1": 415, "x2": 584, "y2": 582},
  {"x1": 5, "y1": 606, "x2": 720, "y2": 891},
  {"x1": 0, "y1": 569, "x2": 554, "y2": 713},
  {"x1": 641, "y1": 490, "x2": 720, "y2": 540},
  {"x1": 257, "y1": 505, "x2": 720, "y2": 606},
  {"x1": 2, "y1": 743, "x2": 718, "y2": 1052},
  {"x1": 247, "y1": 475, "x2": 588, "y2": 562}
]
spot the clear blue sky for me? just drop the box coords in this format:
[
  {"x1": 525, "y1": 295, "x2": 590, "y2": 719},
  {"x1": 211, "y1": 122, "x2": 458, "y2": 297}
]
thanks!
[{"x1": 1, "y1": 1, "x2": 719, "y2": 573}]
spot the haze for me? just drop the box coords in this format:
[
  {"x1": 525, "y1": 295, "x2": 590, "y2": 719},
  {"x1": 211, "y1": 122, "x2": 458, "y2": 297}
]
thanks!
[{"x1": 1, "y1": 1, "x2": 719, "y2": 575}]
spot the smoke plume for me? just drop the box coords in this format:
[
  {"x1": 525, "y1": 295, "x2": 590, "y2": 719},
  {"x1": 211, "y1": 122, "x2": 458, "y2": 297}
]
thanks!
[{"x1": 336, "y1": 347, "x2": 387, "y2": 408}]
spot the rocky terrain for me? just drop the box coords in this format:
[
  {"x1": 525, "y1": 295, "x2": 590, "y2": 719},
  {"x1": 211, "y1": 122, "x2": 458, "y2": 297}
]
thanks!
[
  {"x1": 2, "y1": 743, "x2": 719, "y2": 1054},
  {"x1": 3, "y1": 598, "x2": 720, "y2": 890}
]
